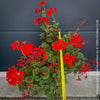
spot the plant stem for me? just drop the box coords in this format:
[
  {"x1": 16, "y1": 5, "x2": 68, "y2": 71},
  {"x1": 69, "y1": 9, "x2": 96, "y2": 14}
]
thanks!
[{"x1": 21, "y1": 50, "x2": 27, "y2": 58}]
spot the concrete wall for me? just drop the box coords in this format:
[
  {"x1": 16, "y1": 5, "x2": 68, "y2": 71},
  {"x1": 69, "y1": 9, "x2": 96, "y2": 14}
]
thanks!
[{"x1": 0, "y1": 72, "x2": 100, "y2": 97}]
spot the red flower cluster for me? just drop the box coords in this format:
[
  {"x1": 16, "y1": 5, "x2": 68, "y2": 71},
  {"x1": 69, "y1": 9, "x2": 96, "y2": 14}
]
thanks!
[
  {"x1": 92, "y1": 59, "x2": 97, "y2": 66},
  {"x1": 47, "y1": 8, "x2": 57, "y2": 17},
  {"x1": 17, "y1": 58, "x2": 23, "y2": 66},
  {"x1": 22, "y1": 43, "x2": 35, "y2": 56},
  {"x1": 49, "y1": 60, "x2": 60, "y2": 73},
  {"x1": 11, "y1": 41, "x2": 36, "y2": 56},
  {"x1": 63, "y1": 53, "x2": 75, "y2": 67},
  {"x1": 29, "y1": 48, "x2": 39, "y2": 60},
  {"x1": 35, "y1": 17, "x2": 50, "y2": 25},
  {"x1": 11, "y1": 40, "x2": 21, "y2": 50},
  {"x1": 76, "y1": 62, "x2": 91, "y2": 81},
  {"x1": 76, "y1": 74, "x2": 88, "y2": 81},
  {"x1": 6, "y1": 66, "x2": 24, "y2": 86},
  {"x1": 37, "y1": 48, "x2": 47, "y2": 63},
  {"x1": 38, "y1": 48, "x2": 47, "y2": 57},
  {"x1": 35, "y1": 7, "x2": 45, "y2": 14},
  {"x1": 11, "y1": 41, "x2": 47, "y2": 63},
  {"x1": 40, "y1": 0, "x2": 47, "y2": 5},
  {"x1": 69, "y1": 33, "x2": 84, "y2": 47},
  {"x1": 80, "y1": 62, "x2": 91, "y2": 73},
  {"x1": 29, "y1": 47, "x2": 47, "y2": 63},
  {"x1": 52, "y1": 39, "x2": 68, "y2": 51},
  {"x1": 92, "y1": 58, "x2": 100, "y2": 67},
  {"x1": 17, "y1": 58, "x2": 29, "y2": 68},
  {"x1": 55, "y1": 69, "x2": 59, "y2": 73}
]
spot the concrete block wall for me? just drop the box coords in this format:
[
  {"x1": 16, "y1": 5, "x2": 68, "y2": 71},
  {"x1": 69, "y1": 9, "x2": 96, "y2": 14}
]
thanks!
[{"x1": 0, "y1": 72, "x2": 100, "y2": 97}]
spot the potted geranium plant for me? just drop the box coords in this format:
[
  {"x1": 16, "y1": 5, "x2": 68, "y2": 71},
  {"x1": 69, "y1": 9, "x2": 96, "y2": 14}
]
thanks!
[{"x1": 6, "y1": 0, "x2": 93, "y2": 100}]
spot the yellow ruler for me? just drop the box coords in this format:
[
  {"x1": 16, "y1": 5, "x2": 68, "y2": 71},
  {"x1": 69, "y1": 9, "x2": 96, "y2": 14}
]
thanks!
[{"x1": 58, "y1": 31, "x2": 67, "y2": 100}]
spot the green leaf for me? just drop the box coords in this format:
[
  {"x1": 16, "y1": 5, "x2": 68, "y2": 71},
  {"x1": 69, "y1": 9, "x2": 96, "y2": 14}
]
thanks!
[
  {"x1": 47, "y1": 25, "x2": 52, "y2": 27},
  {"x1": 47, "y1": 38, "x2": 53, "y2": 43},
  {"x1": 49, "y1": 28, "x2": 54, "y2": 31},
  {"x1": 67, "y1": 66, "x2": 75, "y2": 73},
  {"x1": 24, "y1": 77, "x2": 29, "y2": 83},
  {"x1": 44, "y1": 28, "x2": 49, "y2": 32},
  {"x1": 41, "y1": 74, "x2": 50, "y2": 80},
  {"x1": 40, "y1": 66, "x2": 50, "y2": 72},
  {"x1": 40, "y1": 25, "x2": 44, "y2": 29},
  {"x1": 44, "y1": 85, "x2": 50, "y2": 91},
  {"x1": 35, "y1": 76, "x2": 41, "y2": 81},
  {"x1": 18, "y1": 82, "x2": 26, "y2": 91},
  {"x1": 48, "y1": 32, "x2": 54, "y2": 37},
  {"x1": 52, "y1": 20, "x2": 56, "y2": 23},
  {"x1": 50, "y1": 86, "x2": 55, "y2": 91},
  {"x1": 52, "y1": 73, "x2": 57, "y2": 78},
  {"x1": 78, "y1": 52, "x2": 84, "y2": 58},
  {"x1": 39, "y1": 81, "x2": 43, "y2": 85},
  {"x1": 47, "y1": 51, "x2": 53, "y2": 58},
  {"x1": 41, "y1": 42, "x2": 49, "y2": 48},
  {"x1": 64, "y1": 34, "x2": 68, "y2": 38},
  {"x1": 56, "y1": 22, "x2": 60, "y2": 26},
  {"x1": 56, "y1": 87, "x2": 62, "y2": 96},
  {"x1": 32, "y1": 71, "x2": 35, "y2": 79},
  {"x1": 68, "y1": 32, "x2": 72, "y2": 36}
]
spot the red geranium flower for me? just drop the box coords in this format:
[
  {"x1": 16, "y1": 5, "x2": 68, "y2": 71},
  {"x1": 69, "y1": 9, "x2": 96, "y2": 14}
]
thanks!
[
  {"x1": 92, "y1": 58, "x2": 97, "y2": 66},
  {"x1": 28, "y1": 47, "x2": 47, "y2": 63},
  {"x1": 76, "y1": 76, "x2": 82, "y2": 81},
  {"x1": 45, "y1": 17, "x2": 50, "y2": 25},
  {"x1": 69, "y1": 33, "x2": 84, "y2": 47},
  {"x1": 40, "y1": 17, "x2": 50, "y2": 25},
  {"x1": 54, "y1": 35, "x2": 58, "y2": 37},
  {"x1": 22, "y1": 43, "x2": 36, "y2": 56},
  {"x1": 16, "y1": 44, "x2": 22, "y2": 50},
  {"x1": 80, "y1": 62, "x2": 91, "y2": 73},
  {"x1": 35, "y1": 17, "x2": 50, "y2": 25},
  {"x1": 54, "y1": 8, "x2": 57, "y2": 13},
  {"x1": 52, "y1": 39, "x2": 68, "y2": 50},
  {"x1": 6, "y1": 66, "x2": 24, "y2": 86},
  {"x1": 17, "y1": 59, "x2": 23, "y2": 66},
  {"x1": 11, "y1": 40, "x2": 20, "y2": 50},
  {"x1": 35, "y1": 7, "x2": 41, "y2": 14},
  {"x1": 35, "y1": 17, "x2": 41, "y2": 25},
  {"x1": 85, "y1": 74, "x2": 88, "y2": 80},
  {"x1": 49, "y1": 60, "x2": 60, "y2": 71},
  {"x1": 37, "y1": 48, "x2": 47, "y2": 63},
  {"x1": 22, "y1": 93, "x2": 25, "y2": 98},
  {"x1": 63, "y1": 53, "x2": 75, "y2": 67},
  {"x1": 35, "y1": 7, "x2": 45, "y2": 14},
  {"x1": 47, "y1": 8, "x2": 57, "y2": 17},
  {"x1": 55, "y1": 69, "x2": 59, "y2": 73},
  {"x1": 28, "y1": 91, "x2": 30, "y2": 96},
  {"x1": 40, "y1": 0, "x2": 47, "y2": 5}
]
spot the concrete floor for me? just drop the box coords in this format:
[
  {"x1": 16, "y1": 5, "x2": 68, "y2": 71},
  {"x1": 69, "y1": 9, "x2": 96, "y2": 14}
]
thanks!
[{"x1": 0, "y1": 97, "x2": 100, "y2": 100}]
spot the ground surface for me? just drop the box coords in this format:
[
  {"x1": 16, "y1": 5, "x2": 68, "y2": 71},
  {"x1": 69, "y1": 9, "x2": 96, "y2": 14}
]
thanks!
[{"x1": 0, "y1": 97, "x2": 100, "y2": 100}]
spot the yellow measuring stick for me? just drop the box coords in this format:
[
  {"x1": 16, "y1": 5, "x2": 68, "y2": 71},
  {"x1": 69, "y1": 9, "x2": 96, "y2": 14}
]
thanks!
[{"x1": 58, "y1": 31, "x2": 67, "y2": 100}]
